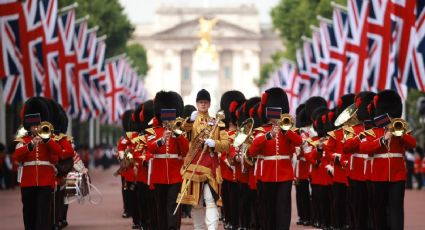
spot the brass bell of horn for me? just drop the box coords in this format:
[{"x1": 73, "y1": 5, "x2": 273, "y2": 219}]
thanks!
[{"x1": 334, "y1": 103, "x2": 358, "y2": 127}]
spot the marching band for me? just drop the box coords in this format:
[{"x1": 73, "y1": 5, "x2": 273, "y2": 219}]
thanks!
[{"x1": 12, "y1": 87, "x2": 416, "y2": 230}]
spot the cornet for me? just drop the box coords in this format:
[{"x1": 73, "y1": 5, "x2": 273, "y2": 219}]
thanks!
[
  {"x1": 389, "y1": 118, "x2": 409, "y2": 136},
  {"x1": 36, "y1": 121, "x2": 54, "y2": 139}
]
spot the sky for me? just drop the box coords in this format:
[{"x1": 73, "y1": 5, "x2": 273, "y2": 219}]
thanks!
[{"x1": 118, "y1": 0, "x2": 281, "y2": 25}]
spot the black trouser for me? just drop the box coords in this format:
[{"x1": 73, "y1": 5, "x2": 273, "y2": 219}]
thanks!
[
  {"x1": 239, "y1": 183, "x2": 251, "y2": 228},
  {"x1": 137, "y1": 182, "x2": 150, "y2": 229},
  {"x1": 258, "y1": 181, "x2": 292, "y2": 230},
  {"x1": 295, "y1": 179, "x2": 311, "y2": 222},
  {"x1": 51, "y1": 186, "x2": 65, "y2": 227},
  {"x1": 372, "y1": 181, "x2": 405, "y2": 230},
  {"x1": 311, "y1": 184, "x2": 320, "y2": 225},
  {"x1": 221, "y1": 179, "x2": 239, "y2": 227},
  {"x1": 414, "y1": 173, "x2": 423, "y2": 189},
  {"x1": 366, "y1": 181, "x2": 375, "y2": 229},
  {"x1": 332, "y1": 182, "x2": 348, "y2": 228},
  {"x1": 21, "y1": 186, "x2": 53, "y2": 230},
  {"x1": 154, "y1": 183, "x2": 181, "y2": 230},
  {"x1": 125, "y1": 181, "x2": 140, "y2": 226},
  {"x1": 319, "y1": 185, "x2": 332, "y2": 227},
  {"x1": 248, "y1": 188, "x2": 259, "y2": 228},
  {"x1": 350, "y1": 179, "x2": 369, "y2": 230},
  {"x1": 121, "y1": 176, "x2": 129, "y2": 214}
]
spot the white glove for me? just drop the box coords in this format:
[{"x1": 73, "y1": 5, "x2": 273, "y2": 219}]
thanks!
[
  {"x1": 295, "y1": 147, "x2": 301, "y2": 156},
  {"x1": 205, "y1": 138, "x2": 216, "y2": 148},
  {"x1": 325, "y1": 165, "x2": 334, "y2": 175},
  {"x1": 190, "y1": 111, "x2": 198, "y2": 122},
  {"x1": 118, "y1": 151, "x2": 125, "y2": 160}
]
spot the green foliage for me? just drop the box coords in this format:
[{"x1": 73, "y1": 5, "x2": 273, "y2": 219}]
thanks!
[
  {"x1": 59, "y1": 0, "x2": 134, "y2": 57},
  {"x1": 271, "y1": 0, "x2": 347, "y2": 60},
  {"x1": 406, "y1": 89, "x2": 425, "y2": 128},
  {"x1": 255, "y1": 63, "x2": 275, "y2": 87},
  {"x1": 125, "y1": 43, "x2": 148, "y2": 77}
]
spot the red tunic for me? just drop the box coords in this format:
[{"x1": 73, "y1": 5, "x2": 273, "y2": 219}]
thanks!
[
  {"x1": 117, "y1": 133, "x2": 139, "y2": 182},
  {"x1": 14, "y1": 135, "x2": 61, "y2": 188},
  {"x1": 359, "y1": 128, "x2": 416, "y2": 182},
  {"x1": 146, "y1": 126, "x2": 189, "y2": 184},
  {"x1": 249, "y1": 124, "x2": 302, "y2": 182},
  {"x1": 324, "y1": 128, "x2": 349, "y2": 185},
  {"x1": 342, "y1": 124, "x2": 368, "y2": 181},
  {"x1": 220, "y1": 129, "x2": 236, "y2": 182}
]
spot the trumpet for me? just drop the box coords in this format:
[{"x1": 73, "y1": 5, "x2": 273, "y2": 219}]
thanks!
[
  {"x1": 279, "y1": 113, "x2": 294, "y2": 131},
  {"x1": 36, "y1": 121, "x2": 54, "y2": 139},
  {"x1": 389, "y1": 118, "x2": 409, "y2": 136}
]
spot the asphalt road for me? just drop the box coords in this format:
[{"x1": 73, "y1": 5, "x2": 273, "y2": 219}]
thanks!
[{"x1": 1, "y1": 166, "x2": 424, "y2": 230}]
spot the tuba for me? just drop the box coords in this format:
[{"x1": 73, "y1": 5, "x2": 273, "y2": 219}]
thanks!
[
  {"x1": 36, "y1": 121, "x2": 54, "y2": 139},
  {"x1": 233, "y1": 118, "x2": 255, "y2": 168},
  {"x1": 389, "y1": 118, "x2": 409, "y2": 136},
  {"x1": 279, "y1": 113, "x2": 294, "y2": 131},
  {"x1": 334, "y1": 103, "x2": 357, "y2": 127}
]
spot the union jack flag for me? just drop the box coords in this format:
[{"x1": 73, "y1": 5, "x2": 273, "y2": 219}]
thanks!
[
  {"x1": 414, "y1": 0, "x2": 425, "y2": 91},
  {"x1": 104, "y1": 58, "x2": 125, "y2": 124},
  {"x1": 0, "y1": 0, "x2": 21, "y2": 79},
  {"x1": 295, "y1": 49, "x2": 311, "y2": 103},
  {"x1": 280, "y1": 61, "x2": 300, "y2": 115}
]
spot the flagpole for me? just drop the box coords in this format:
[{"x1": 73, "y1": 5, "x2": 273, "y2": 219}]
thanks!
[
  {"x1": 0, "y1": 83, "x2": 6, "y2": 144},
  {"x1": 89, "y1": 118, "x2": 94, "y2": 150}
]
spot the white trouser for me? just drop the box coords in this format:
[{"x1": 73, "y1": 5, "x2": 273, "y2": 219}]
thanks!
[{"x1": 191, "y1": 183, "x2": 219, "y2": 230}]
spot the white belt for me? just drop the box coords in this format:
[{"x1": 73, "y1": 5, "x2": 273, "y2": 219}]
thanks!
[
  {"x1": 374, "y1": 153, "x2": 403, "y2": 159},
  {"x1": 23, "y1": 160, "x2": 53, "y2": 167},
  {"x1": 350, "y1": 154, "x2": 368, "y2": 171},
  {"x1": 260, "y1": 155, "x2": 291, "y2": 160},
  {"x1": 258, "y1": 155, "x2": 290, "y2": 176},
  {"x1": 153, "y1": 153, "x2": 180, "y2": 159},
  {"x1": 299, "y1": 157, "x2": 306, "y2": 162}
]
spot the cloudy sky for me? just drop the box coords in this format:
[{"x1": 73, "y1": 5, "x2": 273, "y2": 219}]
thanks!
[{"x1": 118, "y1": 0, "x2": 280, "y2": 25}]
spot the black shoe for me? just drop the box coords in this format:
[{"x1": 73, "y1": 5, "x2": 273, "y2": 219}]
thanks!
[
  {"x1": 132, "y1": 224, "x2": 140, "y2": 229},
  {"x1": 313, "y1": 222, "x2": 321, "y2": 228},
  {"x1": 296, "y1": 219, "x2": 304, "y2": 225},
  {"x1": 303, "y1": 220, "x2": 312, "y2": 226},
  {"x1": 122, "y1": 212, "x2": 130, "y2": 218}
]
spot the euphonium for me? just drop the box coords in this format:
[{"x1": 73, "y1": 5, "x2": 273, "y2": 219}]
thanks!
[
  {"x1": 279, "y1": 113, "x2": 294, "y2": 131},
  {"x1": 36, "y1": 121, "x2": 54, "y2": 139},
  {"x1": 389, "y1": 118, "x2": 409, "y2": 136}
]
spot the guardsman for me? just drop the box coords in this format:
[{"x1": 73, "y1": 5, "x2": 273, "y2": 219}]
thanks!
[
  {"x1": 146, "y1": 91, "x2": 189, "y2": 230},
  {"x1": 232, "y1": 97, "x2": 259, "y2": 230},
  {"x1": 248, "y1": 87, "x2": 302, "y2": 230},
  {"x1": 293, "y1": 104, "x2": 312, "y2": 227},
  {"x1": 342, "y1": 91, "x2": 376, "y2": 230},
  {"x1": 132, "y1": 100, "x2": 155, "y2": 230},
  {"x1": 324, "y1": 94, "x2": 355, "y2": 230},
  {"x1": 219, "y1": 90, "x2": 246, "y2": 230},
  {"x1": 14, "y1": 97, "x2": 62, "y2": 230},
  {"x1": 359, "y1": 90, "x2": 416, "y2": 230},
  {"x1": 116, "y1": 109, "x2": 141, "y2": 229},
  {"x1": 178, "y1": 89, "x2": 230, "y2": 230}
]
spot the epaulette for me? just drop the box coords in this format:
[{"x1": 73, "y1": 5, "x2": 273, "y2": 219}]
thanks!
[
  {"x1": 218, "y1": 121, "x2": 226, "y2": 128},
  {"x1": 327, "y1": 131, "x2": 336, "y2": 139},
  {"x1": 144, "y1": 128, "x2": 156, "y2": 136},
  {"x1": 126, "y1": 132, "x2": 136, "y2": 139},
  {"x1": 254, "y1": 127, "x2": 265, "y2": 133},
  {"x1": 306, "y1": 138, "x2": 317, "y2": 147},
  {"x1": 363, "y1": 129, "x2": 376, "y2": 137},
  {"x1": 343, "y1": 126, "x2": 355, "y2": 134},
  {"x1": 14, "y1": 137, "x2": 24, "y2": 143},
  {"x1": 290, "y1": 127, "x2": 299, "y2": 133}
]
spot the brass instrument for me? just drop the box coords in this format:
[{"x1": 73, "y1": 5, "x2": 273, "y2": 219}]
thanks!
[
  {"x1": 36, "y1": 121, "x2": 54, "y2": 139},
  {"x1": 334, "y1": 103, "x2": 358, "y2": 127},
  {"x1": 233, "y1": 118, "x2": 255, "y2": 168},
  {"x1": 280, "y1": 113, "x2": 294, "y2": 131},
  {"x1": 389, "y1": 118, "x2": 409, "y2": 136},
  {"x1": 163, "y1": 117, "x2": 185, "y2": 136},
  {"x1": 113, "y1": 149, "x2": 135, "y2": 177}
]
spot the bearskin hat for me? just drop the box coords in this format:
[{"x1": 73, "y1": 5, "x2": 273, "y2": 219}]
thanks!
[
  {"x1": 257, "y1": 87, "x2": 289, "y2": 123},
  {"x1": 250, "y1": 103, "x2": 263, "y2": 129},
  {"x1": 355, "y1": 91, "x2": 376, "y2": 122},
  {"x1": 133, "y1": 100, "x2": 154, "y2": 132},
  {"x1": 220, "y1": 90, "x2": 246, "y2": 127},
  {"x1": 121, "y1": 110, "x2": 134, "y2": 132},
  {"x1": 335, "y1": 94, "x2": 355, "y2": 119},
  {"x1": 295, "y1": 104, "x2": 308, "y2": 128},
  {"x1": 374, "y1": 90, "x2": 402, "y2": 118},
  {"x1": 324, "y1": 109, "x2": 336, "y2": 132},
  {"x1": 304, "y1": 97, "x2": 327, "y2": 123},
  {"x1": 184, "y1": 105, "x2": 197, "y2": 118},
  {"x1": 236, "y1": 97, "x2": 260, "y2": 127},
  {"x1": 21, "y1": 97, "x2": 51, "y2": 130},
  {"x1": 312, "y1": 106, "x2": 329, "y2": 137},
  {"x1": 154, "y1": 91, "x2": 184, "y2": 123},
  {"x1": 46, "y1": 99, "x2": 68, "y2": 134}
]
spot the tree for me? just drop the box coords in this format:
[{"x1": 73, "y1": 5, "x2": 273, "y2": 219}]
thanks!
[
  {"x1": 271, "y1": 0, "x2": 347, "y2": 60},
  {"x1": 59, "y1": 0, "x2": 133, "y2": 57},
  {"x1": 126, "y1": 43, "x2": 148, "y2": 77}
]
